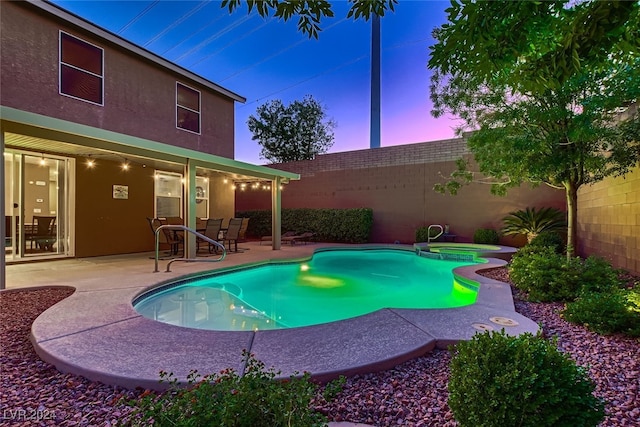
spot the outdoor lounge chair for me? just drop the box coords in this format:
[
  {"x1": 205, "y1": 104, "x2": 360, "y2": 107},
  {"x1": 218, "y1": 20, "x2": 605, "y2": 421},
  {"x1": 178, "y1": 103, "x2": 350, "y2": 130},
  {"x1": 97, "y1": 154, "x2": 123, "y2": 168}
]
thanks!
[
  {"x1": 282, "y1": 232, "x2": 315, "y2": 245},
  {"x1": 260, "y1": 231, "x2": 296, "y2": 245}
]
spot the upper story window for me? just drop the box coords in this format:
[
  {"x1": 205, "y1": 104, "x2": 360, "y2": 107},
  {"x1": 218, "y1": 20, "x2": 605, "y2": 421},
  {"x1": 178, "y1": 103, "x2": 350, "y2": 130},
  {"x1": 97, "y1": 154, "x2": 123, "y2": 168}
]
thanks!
[
  {"x1": 59, "y1": 31, "x2": 104, "y2": 105},
  {"x1": 176, "y1": 82, "x2": 201, "y2": 134}
]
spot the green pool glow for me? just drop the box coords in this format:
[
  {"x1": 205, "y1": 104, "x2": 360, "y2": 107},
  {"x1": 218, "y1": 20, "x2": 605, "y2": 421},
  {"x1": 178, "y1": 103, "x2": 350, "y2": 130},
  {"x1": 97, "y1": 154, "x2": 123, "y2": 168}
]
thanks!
[{"x1": 135, "y1": 249, "x2": 479, "y2": 331}]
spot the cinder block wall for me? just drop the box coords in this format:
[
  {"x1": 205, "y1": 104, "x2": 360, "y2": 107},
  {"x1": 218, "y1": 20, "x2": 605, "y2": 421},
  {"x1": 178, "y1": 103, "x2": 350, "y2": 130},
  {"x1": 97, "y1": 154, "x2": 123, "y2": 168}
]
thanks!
[
  {"x1": 236, "y1": 139, "x2": 566, "y2": 246},
  {"x1": 577, "y1": 166, "x2": 640, "y2": 275}
]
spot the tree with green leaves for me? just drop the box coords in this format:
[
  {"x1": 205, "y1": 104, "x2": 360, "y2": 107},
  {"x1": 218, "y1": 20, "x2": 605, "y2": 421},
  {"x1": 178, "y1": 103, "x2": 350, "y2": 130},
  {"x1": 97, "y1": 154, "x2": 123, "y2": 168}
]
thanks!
[
  {"x1": 248, "y1": 95, "x2": 336, "y2": 163},
  {"x1": 222, "y1": 0, "x2": 397, "y2": 38},
  {"x1": 429, "y1": 0, "x2": 640, "y2": 257}
]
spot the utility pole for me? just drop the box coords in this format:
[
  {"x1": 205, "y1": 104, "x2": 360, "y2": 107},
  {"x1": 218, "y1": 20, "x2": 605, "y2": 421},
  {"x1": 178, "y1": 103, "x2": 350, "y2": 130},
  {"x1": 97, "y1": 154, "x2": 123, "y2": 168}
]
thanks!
[{"x1": 370, "y1": 14, "x2": 381, "y2": 149}]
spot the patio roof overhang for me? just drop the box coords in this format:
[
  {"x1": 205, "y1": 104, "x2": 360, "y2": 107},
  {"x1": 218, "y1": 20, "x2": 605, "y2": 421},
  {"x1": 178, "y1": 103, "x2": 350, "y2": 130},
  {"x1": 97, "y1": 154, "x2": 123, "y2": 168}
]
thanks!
[{"x1": 0, "y1": 106, "x2": 299, "y2": 182}]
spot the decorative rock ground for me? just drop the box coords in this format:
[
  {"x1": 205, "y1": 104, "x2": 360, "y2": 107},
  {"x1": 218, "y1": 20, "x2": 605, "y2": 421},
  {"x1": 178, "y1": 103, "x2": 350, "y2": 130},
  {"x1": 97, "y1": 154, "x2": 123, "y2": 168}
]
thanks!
[{"x1": 1, "y1": 268, "x2": 638, "y2": 426}]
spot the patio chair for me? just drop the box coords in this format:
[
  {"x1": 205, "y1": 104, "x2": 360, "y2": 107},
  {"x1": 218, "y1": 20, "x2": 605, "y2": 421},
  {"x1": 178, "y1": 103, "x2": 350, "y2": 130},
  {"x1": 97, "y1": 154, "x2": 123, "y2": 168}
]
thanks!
[
  {"x1": 220, "y1": 217, "x2": 243, "y2": 252},
  {"x1": 237, "y1": 217, "x2": 250, "y2": 241},
  {"x1": 149, "y1": 217, "x2": 183, "y2": 256},
  {"x1": 197, "y1": 218, "x2": 223, "y2": 254},
  {"x1": 236, "y1": 217, "x2": 251, "y2": 250}
]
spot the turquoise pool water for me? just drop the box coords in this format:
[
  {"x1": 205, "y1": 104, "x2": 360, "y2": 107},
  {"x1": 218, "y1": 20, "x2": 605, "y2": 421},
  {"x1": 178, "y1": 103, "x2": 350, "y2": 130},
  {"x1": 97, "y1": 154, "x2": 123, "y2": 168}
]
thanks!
[{"x1": 135, "y1": 249, "x2": 479, "y2": 331}]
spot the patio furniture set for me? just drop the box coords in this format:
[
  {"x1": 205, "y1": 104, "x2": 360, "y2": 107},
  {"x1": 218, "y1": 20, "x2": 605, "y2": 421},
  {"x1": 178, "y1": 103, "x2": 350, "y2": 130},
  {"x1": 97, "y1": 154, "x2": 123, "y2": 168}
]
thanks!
[{"x1": 147, "y1": 217, "x2": 249, "y2": 256}]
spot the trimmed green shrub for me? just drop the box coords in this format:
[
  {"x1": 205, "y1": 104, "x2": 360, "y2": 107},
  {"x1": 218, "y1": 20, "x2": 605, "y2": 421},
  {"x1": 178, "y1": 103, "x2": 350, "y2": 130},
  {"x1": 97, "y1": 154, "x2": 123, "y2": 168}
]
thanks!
[
  {"x1": 563, "y1": 290, "x2": 640, "y2": 336},
  {"x1": 123, "y1": 351, "x2": 342, "y2": 427},
  {"x1": 578, "y1": 256, "x2": 622, "y2": 294},
  {"x1": 509, "y1": 246, "x2": 583, "y2": 301},
  {"x1": 236, "y1": 208, "x2": 373, "y2": 243},
  {"x1": 510, "y1": 246, "x2": 625, "y2": 303},
  {"x1": 448, "y1": 330, "x2": 605, "y2": 427},
  {"x1": 473, "y1": 228, "x2": 500, "y2": 244},
  {"x1": 528, "y1": 230, "x2": 565, "y2": 254},
  {"x1": 415, "y1": 226, "x2": 441, "y2": 243},
  {"x1": 502, "y1": 206, "x2": 566, "y2": 243}
]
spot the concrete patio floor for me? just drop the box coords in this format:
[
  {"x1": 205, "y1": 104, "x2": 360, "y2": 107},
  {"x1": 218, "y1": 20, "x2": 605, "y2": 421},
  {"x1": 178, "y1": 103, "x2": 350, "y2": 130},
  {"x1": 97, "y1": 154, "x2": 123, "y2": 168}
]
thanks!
[{"x1": 5, "y1": 242, "x2": 539, "y2": 392}]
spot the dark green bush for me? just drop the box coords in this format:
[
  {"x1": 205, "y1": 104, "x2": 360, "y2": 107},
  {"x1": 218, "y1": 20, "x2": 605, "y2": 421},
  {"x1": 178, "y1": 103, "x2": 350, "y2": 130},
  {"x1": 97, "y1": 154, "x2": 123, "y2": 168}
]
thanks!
[
  {"x1": 473, "y1": 228, "x2": 500, "y2": 244},
  {"x1": 510, "y1": 247, "x2": 623, "y2": 302},
  {"x1": 578, "y1": 256, "x2": 621, "y2": 294},
  {"x1": 236, "y1": 208, "x2": 373, "y2": 243},
  {"x1": 528, "y1": 231, "x2": 565, "y2": 254},
  {"x1": 415, "y1": 226, "x2": 441, "y2": 242},
  {"x1": 123, "y1": 351, "x2": 341, "y2": 427},
  {"x1": 563, "y1": 290, "x2": 640, "y2": 336},
  {"x1": 448, "y1": 330, "x2": 605, "y2": 427},
  {"x1": 509, "y1": 246, "x2": 583, "y2": 301}
]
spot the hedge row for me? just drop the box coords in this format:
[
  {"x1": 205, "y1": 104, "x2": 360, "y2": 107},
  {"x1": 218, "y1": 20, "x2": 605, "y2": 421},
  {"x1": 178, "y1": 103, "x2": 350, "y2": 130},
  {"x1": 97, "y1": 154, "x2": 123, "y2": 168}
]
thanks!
[{"x1": 235, "y1": 208, "x2": 373, "y2": 243}]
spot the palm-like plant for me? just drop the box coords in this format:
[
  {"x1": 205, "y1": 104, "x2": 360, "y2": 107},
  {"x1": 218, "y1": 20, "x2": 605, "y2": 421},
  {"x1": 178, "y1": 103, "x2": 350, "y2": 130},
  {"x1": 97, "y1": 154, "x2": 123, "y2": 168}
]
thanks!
[{"x1": 502, "y1": 207, "x2": 566, "y2": 243}]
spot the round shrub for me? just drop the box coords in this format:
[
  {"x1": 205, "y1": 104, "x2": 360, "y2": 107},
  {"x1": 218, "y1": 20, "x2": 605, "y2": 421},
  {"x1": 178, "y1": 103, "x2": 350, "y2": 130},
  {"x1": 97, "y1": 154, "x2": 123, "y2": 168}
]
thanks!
[
  {"x1": 528, "y1": 231, "x2": 565, "y2": 253},
  {"x1": 448, "y1": 330, "x2": 605, "y2": 427},
  {"x1": 563, "y1": 290, "x2": 640, "y2": 337},
  {"x1": 578, "y1": 256, "x2": 621, "y2": 294},
  {"x1": 473, "y1": 228, "x2": 499, "y2": 244},
  {"x1": 124, "y1": 352, "x2": 339, "y2": 427},
  {"x1": 508, "y1": 246, "x2": 583, "y2": 301}
]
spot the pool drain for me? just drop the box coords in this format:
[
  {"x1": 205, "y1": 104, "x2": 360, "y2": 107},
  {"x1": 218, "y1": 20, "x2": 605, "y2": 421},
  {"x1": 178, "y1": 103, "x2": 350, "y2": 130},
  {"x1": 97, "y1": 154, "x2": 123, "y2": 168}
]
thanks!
[
  {"x1": 489, "y1": 316, "x2": 519, "y2": 326},
  {"x1": 472, "y1": 323, "x2": 494, "y2": 331}
]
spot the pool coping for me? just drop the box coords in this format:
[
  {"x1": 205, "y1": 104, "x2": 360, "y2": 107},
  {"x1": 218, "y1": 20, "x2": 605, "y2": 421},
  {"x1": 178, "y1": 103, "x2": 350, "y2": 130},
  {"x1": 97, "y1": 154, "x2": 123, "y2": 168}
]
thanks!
[{"x1": 29, "y1": 245, "x2": 539, "y2": 391}]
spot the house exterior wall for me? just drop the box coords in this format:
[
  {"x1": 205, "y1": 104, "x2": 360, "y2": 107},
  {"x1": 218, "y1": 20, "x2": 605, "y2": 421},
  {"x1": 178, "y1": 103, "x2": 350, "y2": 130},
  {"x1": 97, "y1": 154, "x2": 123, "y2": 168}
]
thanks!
[
  {"x1": 577, "y1": 165, "x2": 640, "y2": 275},
  {"x1": 0, "y1": 1, "x2": 235, "y2": 158},
  {"x1": 236, "y1": 139, "x2": 566, "y2": 246},
  {"x1": 74, "y1": 159, "x2": 154, "y2": 256},
  {"x1": 1, "y1": 1, "x2": 242, "y2": 258},
  {"x1": 74, "y1": 159, "x2": 236, "y2": 257}
]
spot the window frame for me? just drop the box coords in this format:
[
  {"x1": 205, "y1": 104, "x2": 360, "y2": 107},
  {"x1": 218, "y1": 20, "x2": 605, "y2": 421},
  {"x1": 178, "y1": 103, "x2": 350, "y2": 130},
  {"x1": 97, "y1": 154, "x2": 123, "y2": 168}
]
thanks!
[
  {"x1": 176, "y1": 82, "x2": 201, "y2": 135},
  {"x1": 58, "y1": 30, "x2": 105, "y2": 106},
  {"x1": 154, "y1": 171, "x2": 183, "y2": 219},
  {"x1": 195, "y1": 176, "x2": 209, "y2": 219}
]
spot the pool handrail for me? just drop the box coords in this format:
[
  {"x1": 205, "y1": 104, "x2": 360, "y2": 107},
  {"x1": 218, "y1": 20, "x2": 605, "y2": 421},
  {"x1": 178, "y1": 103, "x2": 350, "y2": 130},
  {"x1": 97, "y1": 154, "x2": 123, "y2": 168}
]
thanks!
[
  {"x1": 154, "y1": 224, "x2": 226, "y2": 272},
  {"x1": 427, "y1": 224, "x2": 444, "y2": 243}
]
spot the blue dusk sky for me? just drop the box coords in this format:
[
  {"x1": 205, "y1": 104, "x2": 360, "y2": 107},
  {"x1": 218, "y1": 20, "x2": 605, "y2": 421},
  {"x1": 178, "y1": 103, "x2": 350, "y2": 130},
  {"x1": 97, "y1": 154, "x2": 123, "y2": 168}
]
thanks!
[{"x1": 50, "y1": 0, "x2": 457, "y2": 164}]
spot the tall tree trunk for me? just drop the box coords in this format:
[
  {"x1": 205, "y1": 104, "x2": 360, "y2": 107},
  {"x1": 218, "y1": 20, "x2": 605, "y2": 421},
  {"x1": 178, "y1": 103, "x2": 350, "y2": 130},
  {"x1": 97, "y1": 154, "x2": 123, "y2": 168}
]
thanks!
[{"x1": 565, "y1": 181, "x2": 578, "y2": 260}]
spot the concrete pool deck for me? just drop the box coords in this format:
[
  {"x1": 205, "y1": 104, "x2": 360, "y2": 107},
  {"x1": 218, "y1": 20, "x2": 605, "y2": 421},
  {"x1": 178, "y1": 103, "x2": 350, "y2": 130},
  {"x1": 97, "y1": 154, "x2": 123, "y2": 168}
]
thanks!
[{"x1": 6, "y1": 242, "x2": 539, "y2": 391}]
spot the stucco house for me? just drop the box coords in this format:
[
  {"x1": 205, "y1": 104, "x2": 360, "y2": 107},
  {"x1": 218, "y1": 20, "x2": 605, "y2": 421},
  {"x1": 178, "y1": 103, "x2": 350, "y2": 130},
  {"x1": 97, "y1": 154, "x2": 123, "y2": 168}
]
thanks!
[{"x1": 1, "y1": 0, "x2": 298, "y2": 282}]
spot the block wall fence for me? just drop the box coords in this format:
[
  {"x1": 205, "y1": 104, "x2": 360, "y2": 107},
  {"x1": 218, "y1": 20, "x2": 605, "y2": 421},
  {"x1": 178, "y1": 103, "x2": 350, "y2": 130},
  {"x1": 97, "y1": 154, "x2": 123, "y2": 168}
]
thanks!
[
  {"x1": 577, "y1": 166, "x2": 640, "y2": 275},
  {"x1": 236, "y1": 138, "x2": 638, "y2": 275}
]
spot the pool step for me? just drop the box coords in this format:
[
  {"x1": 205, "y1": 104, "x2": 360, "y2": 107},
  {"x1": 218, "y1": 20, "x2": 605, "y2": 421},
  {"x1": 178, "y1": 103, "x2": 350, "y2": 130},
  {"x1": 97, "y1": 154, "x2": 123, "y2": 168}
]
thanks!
[{"x1": 416, "y1": 249, "x2": 476, "y2": 262}]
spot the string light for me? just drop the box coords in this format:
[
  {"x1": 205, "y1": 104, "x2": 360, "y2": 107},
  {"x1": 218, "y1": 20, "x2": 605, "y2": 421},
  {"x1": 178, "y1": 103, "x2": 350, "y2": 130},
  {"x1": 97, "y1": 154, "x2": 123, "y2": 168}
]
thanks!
[{"x1": 231, "y1": 180, "x2": 285, "y2": 191}]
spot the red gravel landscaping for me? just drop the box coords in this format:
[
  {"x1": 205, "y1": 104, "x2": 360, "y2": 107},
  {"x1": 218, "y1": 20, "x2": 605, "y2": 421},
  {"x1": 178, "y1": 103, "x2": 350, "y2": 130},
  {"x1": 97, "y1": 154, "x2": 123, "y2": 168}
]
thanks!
[{"x1": 1, "y1": 269, "x2": 639, "y2": 426}]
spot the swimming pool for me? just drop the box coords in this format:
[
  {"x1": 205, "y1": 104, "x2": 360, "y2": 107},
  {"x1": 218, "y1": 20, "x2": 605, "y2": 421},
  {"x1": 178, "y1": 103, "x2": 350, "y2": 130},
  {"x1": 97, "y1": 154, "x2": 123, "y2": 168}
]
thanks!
[{"x1": 135, "y1": 248, "x2": 479, "y2": 331}]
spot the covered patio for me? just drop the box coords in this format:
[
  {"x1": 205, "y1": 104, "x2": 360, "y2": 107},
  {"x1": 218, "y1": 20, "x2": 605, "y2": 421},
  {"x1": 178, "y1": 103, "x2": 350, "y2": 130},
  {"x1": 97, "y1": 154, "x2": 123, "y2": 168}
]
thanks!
[{"x1": 1, "y1": 106, "x2": 299, "y2": 287}]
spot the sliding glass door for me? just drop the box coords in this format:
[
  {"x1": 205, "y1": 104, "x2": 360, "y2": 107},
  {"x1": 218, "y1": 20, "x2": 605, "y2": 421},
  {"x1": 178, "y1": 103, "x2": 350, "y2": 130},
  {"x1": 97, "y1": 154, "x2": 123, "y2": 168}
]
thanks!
[{"x1": 4, "y1": 150, "x2": 72, "y2": 261}]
